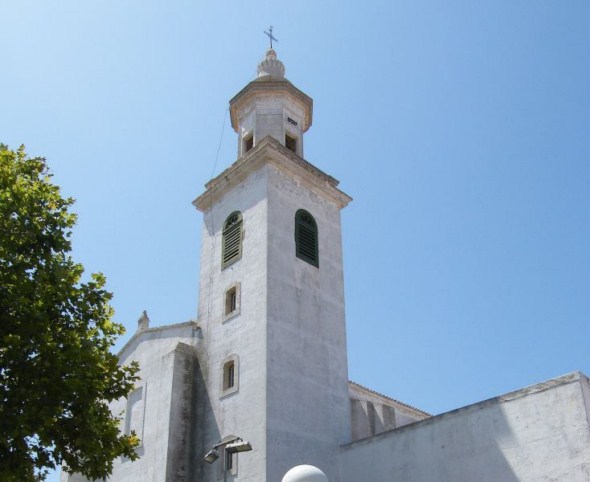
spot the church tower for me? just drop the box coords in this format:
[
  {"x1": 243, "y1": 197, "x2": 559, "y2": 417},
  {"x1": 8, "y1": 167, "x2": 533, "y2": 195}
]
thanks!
[
  {"x1": 193, "y1": 49, "x2": 352, "y2": 481},
  {"x1": 62, "y1": 41, "x2": 590, "y2": 482}
]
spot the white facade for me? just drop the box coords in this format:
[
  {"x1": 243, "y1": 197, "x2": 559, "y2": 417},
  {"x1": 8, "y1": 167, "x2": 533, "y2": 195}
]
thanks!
[{"x1": 62, "y1": 49, "x2": 590, "y2": 482}]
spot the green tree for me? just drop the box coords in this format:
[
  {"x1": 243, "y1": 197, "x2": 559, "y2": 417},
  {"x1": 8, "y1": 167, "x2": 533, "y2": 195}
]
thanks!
[{"x1": 0, "y1": 145, "x2": 139, "y2": 481}]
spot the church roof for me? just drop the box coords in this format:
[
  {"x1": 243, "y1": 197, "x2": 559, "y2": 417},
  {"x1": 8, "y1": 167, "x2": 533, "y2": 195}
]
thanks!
[{"x1": 349, "y1": 380, "x2": 431, "y2": 416}]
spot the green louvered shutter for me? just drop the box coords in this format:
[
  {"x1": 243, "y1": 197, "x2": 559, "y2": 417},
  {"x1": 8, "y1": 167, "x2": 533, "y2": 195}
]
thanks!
[
  {"x1": 222, "y1": 212, "x2": 243, "y2": 269},
  {"x1": 295, "y1": 209, "x2": 318, "y2": 268}
]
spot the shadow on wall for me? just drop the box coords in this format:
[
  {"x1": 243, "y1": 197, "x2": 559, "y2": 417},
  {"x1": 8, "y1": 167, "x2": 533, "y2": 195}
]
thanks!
[{"x1": 190, "y1": 349, "x2": 221, "y2": 482}]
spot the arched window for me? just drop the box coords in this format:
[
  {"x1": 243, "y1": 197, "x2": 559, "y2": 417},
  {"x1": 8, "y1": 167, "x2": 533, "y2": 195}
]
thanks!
[
  {"x1": 295, "y1": 209, "x2": 318, "y2": 267},
  {"x1": 222, "y1": 212, "x2": 243, "y2": 269}
]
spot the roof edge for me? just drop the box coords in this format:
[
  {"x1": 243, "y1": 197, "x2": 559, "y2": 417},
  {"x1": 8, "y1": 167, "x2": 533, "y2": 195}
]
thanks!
[
  {"x1": 117, "y1": 320, "x2": 199, "y2": 358},
  {"x1": 349, "y1": 380, "x2": 431, "y2": 416},
  {"x1": 343, "y1": 371, "x2": 587, "y2": 449}
]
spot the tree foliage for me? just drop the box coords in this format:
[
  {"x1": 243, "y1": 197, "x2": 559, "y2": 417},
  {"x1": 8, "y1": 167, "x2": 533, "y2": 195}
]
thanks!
[{"x1": 0, "y1": 145, "x2": 139, "y2": 481}]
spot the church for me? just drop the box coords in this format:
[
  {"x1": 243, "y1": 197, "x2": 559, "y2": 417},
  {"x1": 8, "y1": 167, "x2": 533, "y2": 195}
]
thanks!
[{"x1": 62, "y1": 48, "x2": 590, "y2": 482}]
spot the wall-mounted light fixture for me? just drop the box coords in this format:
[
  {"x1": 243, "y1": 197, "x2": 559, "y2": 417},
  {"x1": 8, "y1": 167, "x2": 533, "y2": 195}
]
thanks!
[{"x1": 203, "y1": 435, "x2": 252, "y2": 482}]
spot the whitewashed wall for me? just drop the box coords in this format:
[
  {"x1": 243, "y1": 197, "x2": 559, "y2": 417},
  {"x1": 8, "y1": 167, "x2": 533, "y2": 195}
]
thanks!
[{"x1": 340, "y1": 372, "x2": 590, "y2": 482}]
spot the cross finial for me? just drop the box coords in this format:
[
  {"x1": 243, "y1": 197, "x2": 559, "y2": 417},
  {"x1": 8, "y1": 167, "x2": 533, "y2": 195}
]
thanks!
[{"x1": 264, "y1": 26, "x2": 278, "y2": 49}]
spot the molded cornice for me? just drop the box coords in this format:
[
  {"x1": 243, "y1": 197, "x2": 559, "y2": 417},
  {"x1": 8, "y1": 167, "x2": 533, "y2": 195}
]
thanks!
[
  {"x1": 193, "y1": 136, "x2": 352, "y2": 212},
  {"x1": 229, "y1": 80, "x2": 313, "y2": 133}
]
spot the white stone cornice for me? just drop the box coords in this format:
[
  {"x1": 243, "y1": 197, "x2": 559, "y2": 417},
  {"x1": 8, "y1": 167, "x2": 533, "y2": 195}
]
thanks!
[{"x1": 193, "y1": 136, "x2": 352, "y2": 212}]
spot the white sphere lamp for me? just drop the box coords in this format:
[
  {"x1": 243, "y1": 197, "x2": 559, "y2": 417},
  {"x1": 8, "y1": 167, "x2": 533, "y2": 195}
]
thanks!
[{"x1": 282, "y1": 465, "x2": 329, "y2": 482}]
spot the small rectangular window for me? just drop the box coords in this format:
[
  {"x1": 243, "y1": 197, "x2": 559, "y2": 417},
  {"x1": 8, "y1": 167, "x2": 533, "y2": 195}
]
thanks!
[
  {"x1": 221, "y1": 356, "x2": 238, "y2": 396},
  {"x1": 285, "y1": 134, "x2": 297, "y2": 153},
  {"x1": 223, "y1": 283, "x2": 241, "y2": 322},
  {"x1": 244, "y1": 134, "x2": 254, "y2": 153}
]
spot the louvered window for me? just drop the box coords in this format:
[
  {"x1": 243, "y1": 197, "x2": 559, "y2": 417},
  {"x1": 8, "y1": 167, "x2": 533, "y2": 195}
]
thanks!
[
  {"x1": 222, "y1": 212, "x2": 243, "y2": 269},
  {"x1": 295, "y1": 209, "x2": 318, "y2": 267}
]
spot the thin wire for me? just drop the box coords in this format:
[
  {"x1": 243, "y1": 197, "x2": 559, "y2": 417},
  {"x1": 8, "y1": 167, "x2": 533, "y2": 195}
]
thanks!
[
  {"x1": 203, "y1": 106, "x2": 228, "y2": 371},
  {"x1": 210, "y1": 106, "x2": 229, "y2": 180},
  {"x1": 202, "y1": 68, "x2": 258, "y2": 371}
]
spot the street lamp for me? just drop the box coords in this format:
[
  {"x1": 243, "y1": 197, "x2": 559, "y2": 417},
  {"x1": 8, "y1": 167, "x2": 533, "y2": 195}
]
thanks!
[
  {"x1": 225, "y1": 439, "x2": 253, "y2": 454},
  {"x1": 203, "y1": 435, "x2": 252, "y2": 482},
  {"x1": 203, "y1": 447, "x2": 219, "y2": 463}
]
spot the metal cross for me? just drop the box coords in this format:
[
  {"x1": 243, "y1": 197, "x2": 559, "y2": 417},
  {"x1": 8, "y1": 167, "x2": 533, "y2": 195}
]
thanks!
[{"x1": 264, "y1": 26, "x2": 278, "y2": 48}]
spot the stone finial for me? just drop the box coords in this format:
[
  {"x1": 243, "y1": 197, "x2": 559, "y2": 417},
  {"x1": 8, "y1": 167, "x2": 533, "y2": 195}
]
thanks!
[
  {"x1": 137, "y1": 310, "x2": 150, "y2": 331},
  {"x1": 257, "y1": 48, "x2": 286, "y2": 79}
]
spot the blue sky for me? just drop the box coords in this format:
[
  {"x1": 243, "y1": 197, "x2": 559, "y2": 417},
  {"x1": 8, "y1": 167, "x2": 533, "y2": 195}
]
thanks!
[{"x1": 2, "y1": 1, "x2": 589, "y2": 480}]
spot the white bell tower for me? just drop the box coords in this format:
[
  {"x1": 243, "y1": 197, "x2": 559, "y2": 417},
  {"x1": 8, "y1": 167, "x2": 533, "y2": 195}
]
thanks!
[{"x1": 194, "y1": 48, "x2": 352, "y2": 482}]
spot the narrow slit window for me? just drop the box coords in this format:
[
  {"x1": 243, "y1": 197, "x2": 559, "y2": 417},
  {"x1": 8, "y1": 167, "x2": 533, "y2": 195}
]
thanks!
[
  {"x1": 226, "y1": 452, "x2": 234, "y2": 472},
  {"x1": 295, "y1": 209, "x2": 319, "y2": 267},
  {"x1": 225, "y1": 362, "x2": 235, "y2": 389},
  {"x1": 222, "y1": 212, "x2": 243, "y2": 269},
  {"x1": 219, "y1": 448, "x2": 237, "y2": 476},
  {"x1": 285, "y1": 133, "x2": 297, "y2": 153}
]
